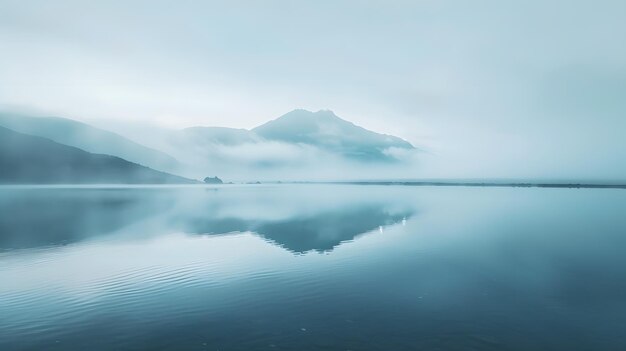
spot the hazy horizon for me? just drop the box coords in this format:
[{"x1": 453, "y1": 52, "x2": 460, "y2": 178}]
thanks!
[{"x1": 2, "y1": 0, "x2": 625, "y2": 180}]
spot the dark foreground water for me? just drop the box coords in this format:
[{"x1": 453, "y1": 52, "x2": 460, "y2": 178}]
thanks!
[{"x1": 1, "y1": 185, "x2": 625, "y2": 350}]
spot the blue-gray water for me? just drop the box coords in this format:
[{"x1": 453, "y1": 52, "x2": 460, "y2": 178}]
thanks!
[{"x1": 1, "y1": 185, "x2": 625, "y2": 350}]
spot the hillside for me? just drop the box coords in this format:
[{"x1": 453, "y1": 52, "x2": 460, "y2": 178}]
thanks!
[
  {"x1": 0, "y1": 127, "x2": 197, "y2": 184},
  {"x1": 0, "y1": 113, "x2": 181, "y2": 173},
  {"x1": 171, "y1": 109, "x2": 415, "y2": 162},
  {"x1": 253, "y1": 109, "x2": 414, "y2": 160}
]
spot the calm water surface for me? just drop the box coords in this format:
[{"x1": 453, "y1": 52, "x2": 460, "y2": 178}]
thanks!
[{"x1": 1, "y1": 185, "x2": 625, "y2": 350}]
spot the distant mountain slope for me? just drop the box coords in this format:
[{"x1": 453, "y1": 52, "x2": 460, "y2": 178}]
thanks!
[
  {"x1": 0, "y1": 127, "x2": 197, "y2": 184},
  {"x1": 253, "y1": 109, "x2": 414, "y2": 160},
  {"x1": 174, "y1": 109, "x2": 415, "y2": 162},
  {"x1": 254, "y1": 109, "x2": 412, "y2": 147},
  {"x1": 0, "y1": 113, "x2": 180, "y2": 173}
]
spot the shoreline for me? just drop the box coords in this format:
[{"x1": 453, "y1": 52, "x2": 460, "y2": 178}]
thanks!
[
  {"x1": 1, "y1": 181, "x2": 625, "y2": 189},
  {"x1": 315, "y1": 181, "x2": 626, "y2": 189}
]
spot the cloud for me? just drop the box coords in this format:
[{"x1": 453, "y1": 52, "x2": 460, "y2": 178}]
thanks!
[{"x1": 1, "y1": 0, "x2": 625, "y2": 179}]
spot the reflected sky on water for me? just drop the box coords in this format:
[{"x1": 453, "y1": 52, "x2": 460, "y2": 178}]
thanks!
[{"x1": 1, "y1": 185, "x2": 625, "y2": 350}]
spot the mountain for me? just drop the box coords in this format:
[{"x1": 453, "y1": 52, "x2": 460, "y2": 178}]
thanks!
[
  {"x1": 253, "y1": 109, "x2": 414, "y2": 160},
  {"x1": 173, "y1": 109, "x2": 415, "y2": 162},
  {"x1": 0, "y1": 127, "x2": 197, "y2": 184},
  {"x1": 0, "y1": 112, "x2": 180, "y2": 173}
]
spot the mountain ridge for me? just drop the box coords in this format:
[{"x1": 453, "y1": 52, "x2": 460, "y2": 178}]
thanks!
[
  {"x1": 0, "y1": 112, "x2": 181, "y2": 173},
  {"x1": 0, "y1": 127, "x2": 197, "y2": 184},
  {"x1": 177, "y1": 109, "x2": 415, "y2": 162},
  {"x1": 254, "y1": 109, "x2": 412, "y2": 145},
  {"x1": 0, "y1": 109, "x2": 419, "y2": 183}
]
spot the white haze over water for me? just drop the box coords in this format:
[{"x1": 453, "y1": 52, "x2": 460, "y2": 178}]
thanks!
[{"x1": 1, "y1": 0, "x2": 625, "y2": 180}]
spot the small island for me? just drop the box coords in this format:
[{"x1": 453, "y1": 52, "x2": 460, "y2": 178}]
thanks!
[{"x1": 204, "y1": 176, "x2": 223, "y2": 184}]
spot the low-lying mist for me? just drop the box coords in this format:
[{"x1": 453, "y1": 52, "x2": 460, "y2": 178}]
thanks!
[{"x1": 163, "y1": 140, "x2": 423, "y2": 182}]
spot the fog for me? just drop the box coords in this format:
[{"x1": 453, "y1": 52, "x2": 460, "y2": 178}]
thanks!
[
  {"x1": 1, "y1": 0, "x2": 625, "y2": 180},
  {"x1": 119, "y1": 125, "x2": 425, "y2": 181}
]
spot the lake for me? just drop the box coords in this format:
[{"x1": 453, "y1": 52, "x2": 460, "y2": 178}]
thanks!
[{"x1": 1, "y1": 185, "x2": 625, "y2": 350}]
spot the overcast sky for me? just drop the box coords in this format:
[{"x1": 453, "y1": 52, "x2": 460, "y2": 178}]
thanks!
[{"x1": 1, "y1": 0, "x2": 625, "y2": 179}]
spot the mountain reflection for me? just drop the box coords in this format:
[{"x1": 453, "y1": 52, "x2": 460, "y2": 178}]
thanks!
[
  {"x1": 0, "y1": 186, "x2": 414, "y2": 253},
  {"x1": 0, "y1": 189, "x2": 174, "y2": 249},
  {"x1": 181, "y1": 207, "x2": 411, "y2": 253}
]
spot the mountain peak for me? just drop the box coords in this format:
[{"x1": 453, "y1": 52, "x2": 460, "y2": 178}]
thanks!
[
  {"x1": 252, "y1": 109, "x2": 414, "y2": 161},
  {"x1": 280, "y1": 109, "x2": 340, "y2": 119}
]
